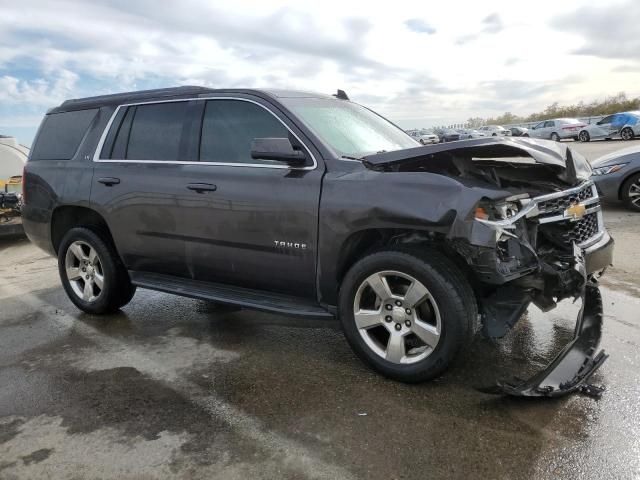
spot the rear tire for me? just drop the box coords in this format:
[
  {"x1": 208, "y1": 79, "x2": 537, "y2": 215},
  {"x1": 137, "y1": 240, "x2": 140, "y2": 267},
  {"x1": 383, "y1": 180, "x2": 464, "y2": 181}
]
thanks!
[
  {"x1": 621, "y1": 173, "x2": 640, "y2": 212},
  {"x1": 58, "y1": 227, "x2": 136, "y2": 314},
  {"x1": 579, "y1": 131, "x2": 590, "y2": 142},
  {"x1": 621, "y1": 127, "x2": 635, "y2": 141},
  {"x1": 338, "y1": 248, "x2": 476, "y2": 383}
]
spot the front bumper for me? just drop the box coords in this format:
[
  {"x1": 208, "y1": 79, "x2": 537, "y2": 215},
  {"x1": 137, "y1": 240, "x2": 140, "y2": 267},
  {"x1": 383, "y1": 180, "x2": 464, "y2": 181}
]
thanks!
[
  {"x1": 0, "y1": 216, "x2": 24, "y2": 238},
  {"x1": 482, "y1": 239, "x2": 610, "y2": 398},
  {"x1": 490, "y1": 278, "x2": 607, "y2": 397},
  {"x1": 584, "y1": 231, "x2": 614, "y2": 274}
]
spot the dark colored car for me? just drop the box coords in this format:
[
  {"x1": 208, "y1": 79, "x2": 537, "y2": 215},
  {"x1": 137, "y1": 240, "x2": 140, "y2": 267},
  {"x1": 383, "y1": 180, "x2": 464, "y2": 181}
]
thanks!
[
  {"x1": 23, "y1": 87, "x2": 614, "y2": 396},
  {"x1": 435, "y1": 128, "x2": 461, "y2": 142},
  {"x1": 591, "y1": 144, "x2": 640, "y2": 211},
  {"x1": 509, "y1": 126, "x2": 529, "y2": 137}
]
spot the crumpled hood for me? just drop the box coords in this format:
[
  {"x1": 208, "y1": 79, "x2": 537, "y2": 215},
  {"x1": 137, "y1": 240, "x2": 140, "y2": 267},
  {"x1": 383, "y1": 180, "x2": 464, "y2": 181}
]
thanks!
[{"x1": 361, "y1": 137, "x2": 592, "y2": 184}]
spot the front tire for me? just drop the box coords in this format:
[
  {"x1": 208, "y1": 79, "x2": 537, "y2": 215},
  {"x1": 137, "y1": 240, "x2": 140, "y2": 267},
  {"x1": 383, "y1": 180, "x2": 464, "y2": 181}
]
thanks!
[
  {"x1": 621, "y1": 173, "x2": 640, "y2": 212},
  {"x1": 550, "y1": 132, "x2": 560, "y2": 141},
  {"x1": 621, "y1": 127, "x2": 635, "y2": 141},
  {"x1": 339, "y1": 248, "x2": 476, "y2": 383},
  {"x1": 58, "y1": 227, "x2": 136, "y2": 314}
]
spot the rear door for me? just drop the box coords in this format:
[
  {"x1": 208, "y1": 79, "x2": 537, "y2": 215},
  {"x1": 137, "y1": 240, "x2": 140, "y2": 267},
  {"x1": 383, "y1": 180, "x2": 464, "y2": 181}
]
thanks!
[{"x1": 90, "y1": 99, "x2": 207, "y2": 277}]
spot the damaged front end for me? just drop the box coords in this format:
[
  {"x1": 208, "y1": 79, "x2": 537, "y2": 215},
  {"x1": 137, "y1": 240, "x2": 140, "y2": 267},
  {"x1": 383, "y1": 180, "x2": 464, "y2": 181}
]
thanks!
[
  {"x1": 467, "y1": 181, "x2": 612, "y2": 397},
  {"x1": 363, "y1": 138, "x2": 614, "y2": 397}
]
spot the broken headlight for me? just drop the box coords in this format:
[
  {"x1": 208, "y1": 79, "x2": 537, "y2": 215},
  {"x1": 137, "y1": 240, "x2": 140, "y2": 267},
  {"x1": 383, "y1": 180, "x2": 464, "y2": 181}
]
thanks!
[{"x1": 475, "y1": 200, "x2": 521, "y2": 222}]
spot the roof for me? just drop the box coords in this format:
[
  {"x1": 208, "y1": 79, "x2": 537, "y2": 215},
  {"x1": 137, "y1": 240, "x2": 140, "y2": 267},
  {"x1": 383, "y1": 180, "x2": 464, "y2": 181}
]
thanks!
[{"x1": 49, "y1": 86, "x2": 333, "y2": 113}]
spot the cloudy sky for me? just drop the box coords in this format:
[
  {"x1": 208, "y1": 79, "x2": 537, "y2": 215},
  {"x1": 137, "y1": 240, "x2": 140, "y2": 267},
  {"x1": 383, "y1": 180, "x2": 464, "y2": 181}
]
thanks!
[{"x1": 1, "y1": 0, "x2": 639, "y2": 146}]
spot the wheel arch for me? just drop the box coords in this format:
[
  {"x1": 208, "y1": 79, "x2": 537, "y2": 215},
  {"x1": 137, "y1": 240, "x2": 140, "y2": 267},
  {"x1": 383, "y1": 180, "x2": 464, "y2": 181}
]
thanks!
[
  {"x1": 332, "y1": 228, "x2": 476, "y2": 303},
  {"x1": 618, "y1": 169, "x2": 640, "y2": 200},
  {"x1": 51, "y1": 205, "x2": 115, "y2": 255}
]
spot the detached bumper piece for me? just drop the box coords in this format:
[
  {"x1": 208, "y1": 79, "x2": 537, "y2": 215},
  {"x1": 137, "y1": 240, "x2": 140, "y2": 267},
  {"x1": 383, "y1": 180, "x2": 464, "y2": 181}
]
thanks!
[{"x1": 487, "y1": 281, "x2": 608, "y2": 398}]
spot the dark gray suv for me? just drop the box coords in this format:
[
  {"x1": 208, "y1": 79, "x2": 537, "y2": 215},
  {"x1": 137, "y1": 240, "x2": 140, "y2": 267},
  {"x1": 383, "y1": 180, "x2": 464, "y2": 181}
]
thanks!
[{"x1": 23, "y1": 87, "x2": 614, "y2": 396}]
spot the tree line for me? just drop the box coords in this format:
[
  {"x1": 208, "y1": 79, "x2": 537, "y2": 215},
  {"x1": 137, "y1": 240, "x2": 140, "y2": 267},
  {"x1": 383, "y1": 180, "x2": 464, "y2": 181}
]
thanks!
[{"x1": 465, "y1": 92, "x2": 640, "y2": 128}]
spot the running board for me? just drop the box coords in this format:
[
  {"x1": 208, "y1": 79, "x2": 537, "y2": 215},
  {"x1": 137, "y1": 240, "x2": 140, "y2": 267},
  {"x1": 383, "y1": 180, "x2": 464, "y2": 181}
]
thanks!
[{"x1": 129, "y1": 271, "x2": 334, "y2": 319}]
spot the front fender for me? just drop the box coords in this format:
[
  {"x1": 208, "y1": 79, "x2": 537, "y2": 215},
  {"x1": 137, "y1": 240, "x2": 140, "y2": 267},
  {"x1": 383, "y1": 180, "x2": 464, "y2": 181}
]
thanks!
[{"x1": 316, "y1": 169, "x2": 509, "y2": 305}]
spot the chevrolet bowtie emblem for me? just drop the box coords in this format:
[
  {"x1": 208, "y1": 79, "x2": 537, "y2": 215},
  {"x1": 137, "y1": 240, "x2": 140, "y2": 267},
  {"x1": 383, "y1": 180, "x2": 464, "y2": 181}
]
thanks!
[{"x1": 564, "y1": 203, "x2": 586, "y2": 220}]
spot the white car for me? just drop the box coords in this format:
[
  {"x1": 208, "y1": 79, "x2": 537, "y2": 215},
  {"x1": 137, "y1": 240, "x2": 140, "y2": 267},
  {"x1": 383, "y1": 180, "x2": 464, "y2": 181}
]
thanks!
[
  {"x1": 578, "y1": 112, "x2": 640, "y2": 142},
  {"x1": 528, "y1": 118, "x2": 585, "y2": 141},
  {"x1": 457, "y1": 129, "x2": 485, "y2": 139},
  {"x1": 408, "y1": 129, "x2": 440, "y2": 145},
  {"x1": 478, "y1": 125, "x2": 511, "y2": 137}
]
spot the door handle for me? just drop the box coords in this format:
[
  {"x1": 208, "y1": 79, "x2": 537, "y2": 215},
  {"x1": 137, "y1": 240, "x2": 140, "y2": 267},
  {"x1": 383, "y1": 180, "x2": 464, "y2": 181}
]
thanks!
[
  {"x1": 187, "y1": 183, "x2": 217, "y2": 193},
  {"x1": 97, "y1": 177, "x2": 120, "y2": 186}
]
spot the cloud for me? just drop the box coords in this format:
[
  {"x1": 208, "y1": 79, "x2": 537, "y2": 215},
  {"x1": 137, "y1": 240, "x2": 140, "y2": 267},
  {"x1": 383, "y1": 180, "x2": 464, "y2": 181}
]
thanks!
[
  {"x1": 0, "y1": 71, "x2": 78, "y2": 107},
  {"x1": 456, "y1": 13, "x2": 503, "y2": 44},
  {"x1": 481, "y1": 13, "x2": 503, "y2": 34},
  {"x1": 551, "y1": 1, "x2": 640, "y2": 60},
  {"x1": 612, "y1": 64, "x2": 640, "y2": 73},
  {"x1": 404, "y1": 19, "x2": 436, "y2": 35}
]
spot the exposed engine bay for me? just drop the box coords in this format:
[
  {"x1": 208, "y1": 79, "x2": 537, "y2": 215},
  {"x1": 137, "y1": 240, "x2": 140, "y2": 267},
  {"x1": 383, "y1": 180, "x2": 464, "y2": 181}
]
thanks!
[{"x1": 362, "y1": 137, "x2": 613, "y2": 397}]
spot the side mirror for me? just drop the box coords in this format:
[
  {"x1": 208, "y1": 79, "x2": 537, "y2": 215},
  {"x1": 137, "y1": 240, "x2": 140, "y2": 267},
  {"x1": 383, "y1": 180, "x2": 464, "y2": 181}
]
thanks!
[{"x1": 251, "y1": 138, "x2": 307, "y2": 165}]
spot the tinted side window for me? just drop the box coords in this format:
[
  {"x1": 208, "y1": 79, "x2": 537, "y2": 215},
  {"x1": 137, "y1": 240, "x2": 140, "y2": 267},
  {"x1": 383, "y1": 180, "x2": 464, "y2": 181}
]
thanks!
[
  {"x1": 30, "y1": 109, "x2": 98, "y2": 161},
  {"x1": 544, "y1": 121, "x2": 555, "y2": 128},
  {"x1": 599, "y1": 115, "x2": 614, "y2": 125},
  {"x1": 200, "y1": 100, "x2": 289, "y2": 164},
  {"x1": 126, "y1": 102, "x2": 188, "y2": 160},
  {"x1": 111, "y1": 107, "x2": 136, "y2": 159}
]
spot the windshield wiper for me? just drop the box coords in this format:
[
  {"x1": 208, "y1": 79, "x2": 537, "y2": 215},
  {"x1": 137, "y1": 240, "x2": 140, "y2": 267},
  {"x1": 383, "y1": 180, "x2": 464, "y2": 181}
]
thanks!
[{"x1": 340, "y1": 155, "x2": 363, "y2": 161}]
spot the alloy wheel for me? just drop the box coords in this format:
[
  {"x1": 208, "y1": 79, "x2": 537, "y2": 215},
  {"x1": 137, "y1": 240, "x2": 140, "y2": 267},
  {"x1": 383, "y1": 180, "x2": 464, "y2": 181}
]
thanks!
[
  {"x1": 65, "y1": 241, "x2": 104, "y2": 302},
  {"x1": 579, "y1": 131, "x2": 589, "y2": 142},
  {"x1": 353, "y1": 270, "x2": 441, "y2": 364},
  {"x1": 628, "y1": 180, "x2": 640, "y2": 208},
  {"x1": 621, "y1": 128, "x2": 634, "y2": 141}
]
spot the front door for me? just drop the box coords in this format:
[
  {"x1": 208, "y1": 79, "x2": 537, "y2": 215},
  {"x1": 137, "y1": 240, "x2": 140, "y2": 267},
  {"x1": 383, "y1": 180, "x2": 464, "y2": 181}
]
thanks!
[{"x1": 179, "y1": 98, "x2": 324, "y2": 298}]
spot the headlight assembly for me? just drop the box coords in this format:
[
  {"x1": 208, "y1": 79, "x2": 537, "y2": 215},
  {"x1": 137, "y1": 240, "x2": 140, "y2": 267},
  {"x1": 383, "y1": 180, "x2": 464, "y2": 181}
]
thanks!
[
  {"x1": 591, "y1": 163, "x2": 627, "y2": 176},
  {"x1": 475, "y1": 197, "x2": 526, "y2": 222}
]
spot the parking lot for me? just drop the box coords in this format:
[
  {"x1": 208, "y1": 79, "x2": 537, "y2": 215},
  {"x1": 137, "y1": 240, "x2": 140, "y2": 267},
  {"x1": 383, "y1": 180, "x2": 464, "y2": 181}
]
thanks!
[{"x1": 1, "y1": 139, "x2": 638, "y2": 479}]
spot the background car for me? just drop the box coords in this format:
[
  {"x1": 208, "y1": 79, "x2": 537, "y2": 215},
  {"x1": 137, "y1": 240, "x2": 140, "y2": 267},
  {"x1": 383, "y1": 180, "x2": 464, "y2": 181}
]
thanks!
[
  {"x1": 591, "y1": 144, "x2": 640, "y2": 211},
  {"x1": 478, "y1": 125, "x2": 511, "y2": 136},
  {"x1": 408, "y1": 129, "x2": 440, "y2": 144},
  {"x1": 528, "y1": 118, "x2": 585, "y2": 141},
  {"x1": 509, "y1": 126, "x2": 529, "y2": 137},
  {"x1": 457, "y1": 128, "x2": 485, "y2": 139},
  {"x1": 435, "y1": 128, "x2": 461, "y2": 142},
  {"x1": 578, "y1": 112, "x2": 640, "y2": 142}
]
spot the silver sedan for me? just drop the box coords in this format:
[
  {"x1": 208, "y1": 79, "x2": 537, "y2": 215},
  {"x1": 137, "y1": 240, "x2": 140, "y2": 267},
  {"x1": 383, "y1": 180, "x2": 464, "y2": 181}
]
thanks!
[{"x1": 578, "y1": 112, "x2": 640, "y2": 142}]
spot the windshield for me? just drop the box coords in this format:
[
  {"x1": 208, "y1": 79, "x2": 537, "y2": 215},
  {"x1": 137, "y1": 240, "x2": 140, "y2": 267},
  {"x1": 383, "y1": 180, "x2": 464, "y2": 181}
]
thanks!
[{"x1": 281, "y1": 97, "x2": 418, "y2": 157}]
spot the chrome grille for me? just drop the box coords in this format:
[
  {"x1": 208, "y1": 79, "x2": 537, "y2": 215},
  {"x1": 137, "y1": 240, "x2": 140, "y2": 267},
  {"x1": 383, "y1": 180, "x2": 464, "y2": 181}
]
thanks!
[
  {"x1": 537, "y1": 184, "x2": 594, "y2": 215},
  {"x1": 560, "y1": 213, "x2": 599, "y2": 245},
  {"x1": 534, "y1": 183, "x2": 603, "y2": 248}
]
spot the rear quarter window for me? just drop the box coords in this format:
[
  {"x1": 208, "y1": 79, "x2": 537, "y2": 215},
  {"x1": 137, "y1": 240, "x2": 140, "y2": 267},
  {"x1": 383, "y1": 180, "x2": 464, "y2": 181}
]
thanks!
[{"x1": 30, "y1": 109, "x2": 98, "y2": 161}]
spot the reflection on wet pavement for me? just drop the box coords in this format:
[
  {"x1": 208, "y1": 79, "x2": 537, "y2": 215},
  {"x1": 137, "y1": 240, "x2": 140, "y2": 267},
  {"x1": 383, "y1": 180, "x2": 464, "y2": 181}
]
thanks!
[{"x1": 0, "y1": 239, "x2": 639, "y2": 479}]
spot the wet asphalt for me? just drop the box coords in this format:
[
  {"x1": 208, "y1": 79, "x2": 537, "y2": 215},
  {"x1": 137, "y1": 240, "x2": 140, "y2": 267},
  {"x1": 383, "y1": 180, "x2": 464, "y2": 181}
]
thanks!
[
  {"x1": 1, "y1": 234, "x2": 639, "y2": 480},
  {"x1": 1, "y1": 141, "x2": 639, "y2": 479}
]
